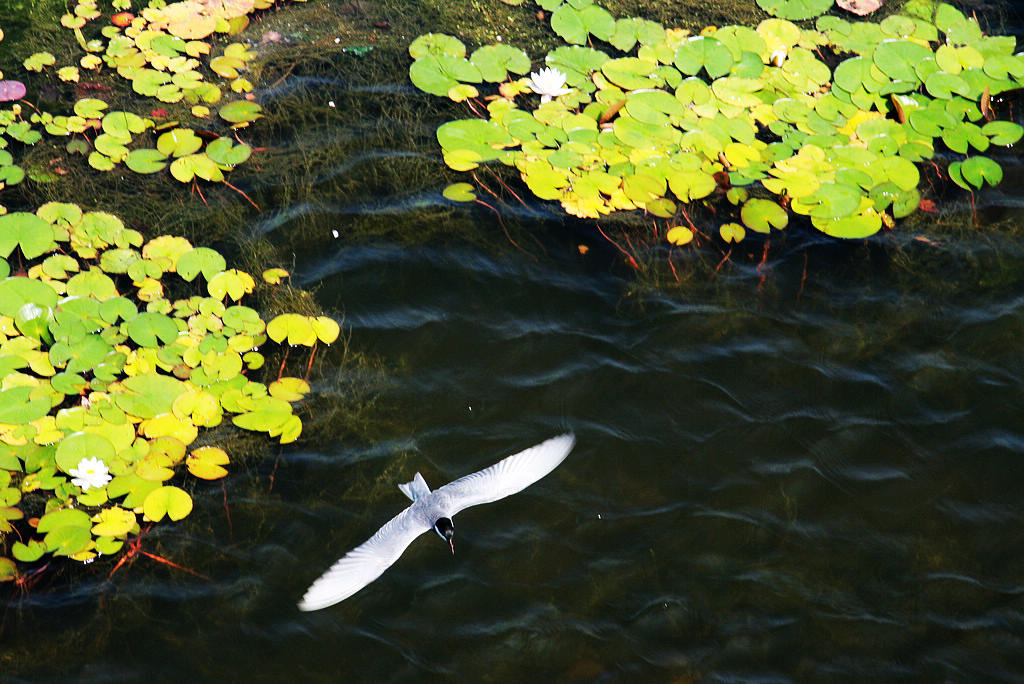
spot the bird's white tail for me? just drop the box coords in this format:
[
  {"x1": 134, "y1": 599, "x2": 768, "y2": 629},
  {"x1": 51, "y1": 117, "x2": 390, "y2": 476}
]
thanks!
[{"x1": 398, "y1": 472, "x2": 431, "y2": 501}]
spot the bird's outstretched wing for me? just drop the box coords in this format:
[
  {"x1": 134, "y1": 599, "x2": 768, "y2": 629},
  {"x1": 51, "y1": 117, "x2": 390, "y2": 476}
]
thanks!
[
  {"x1": 298, "y1": 506, "x2": 431, "y2": 611},
  {"x1": 437, "y1": 433, "x2": 576, "y2": 515}
]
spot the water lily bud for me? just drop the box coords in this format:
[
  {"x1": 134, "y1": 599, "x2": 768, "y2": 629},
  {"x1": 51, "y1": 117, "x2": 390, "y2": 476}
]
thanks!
[
  {"x1": 111, "y1": 12, "x2": 134, "y2": 27},
  {"x1": 770, "y1": 49, "x2": 787, "y2": 67}
]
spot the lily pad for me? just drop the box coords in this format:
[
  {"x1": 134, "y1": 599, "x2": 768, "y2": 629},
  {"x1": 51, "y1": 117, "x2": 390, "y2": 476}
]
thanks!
[
  {"x1": 949, "y1": 155, "x2": 1003, "y2": 190},
  {"x1": 0, "y1": 278, "x2": 60, "y2": 317},
  {"x1": 142, "y1": 485, "x2": 193, "y2": 522},
  {"x1": 757, "y1": 0, "x2": 834, "y2": 21},
  {"x1": 409, "y1": 33, "x2": 466, "y2": 59},
  {"x1": 470, "y1": 45, "x2": 531, "y2": 82},
  {"x1": 170, "y1": 154, "x2": 224, "y2": 183},
  {"x1": 0, "y1": 213, "x2": 57, "y2": 260},
  {"x1": 114, "y1": 373, "x2": 187, "y2": 419},
  {"x1": 91, "y1": 506, "x2": 136, "y2": 537},
  {"x1": 266, "y1": 313, "x2": 316, "y2": 346},
  {"x1": 551, "y1": 3, "x2": 616, "y2": 45},
  {"x1": 218, "y1": 100, "x2": 263, "y2": 126},
  {"x1": 125, "y1": 149, "x2": 169, "y2": 174},
  {"x1": 741, "y1": 198, "x2": 789, "y2": 233},
  {"x1": 982, "y1": 120, "x2": 1024, "y2": 146},
  {"x1": 186, "y1": 446, "x2": 229, "y2": 480},
  {"x1": 205, "y1": 138, "x2": 251, "y2": 167},
  {"x1": 157, "y1": 128, "x2": 203, "y2": 157},
  {"x1": 409, "y1": 55, "x2": 482, "y2": 97},
  {"x1": 442, "y1": 182, "x2": 476, "y2": 202},
  {"x1": 207, "y1": 269, "x2": 255, "y2": 302}
]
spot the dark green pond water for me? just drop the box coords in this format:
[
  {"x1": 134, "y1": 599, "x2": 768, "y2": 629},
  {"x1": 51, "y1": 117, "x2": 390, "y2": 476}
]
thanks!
[{"x1": 4, "y1": 0, "x2": 1024, "y2": 681}]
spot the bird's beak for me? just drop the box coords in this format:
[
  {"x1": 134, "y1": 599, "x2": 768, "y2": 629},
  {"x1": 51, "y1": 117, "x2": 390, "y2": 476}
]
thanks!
[{"x1": 449, "y1": 539, "x2": 455, "y2": 555}]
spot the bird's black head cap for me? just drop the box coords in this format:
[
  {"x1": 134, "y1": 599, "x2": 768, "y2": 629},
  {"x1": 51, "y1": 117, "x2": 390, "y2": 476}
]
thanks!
[{"x1": 434, "y1": 517, "x2": 454, "y2": 553}]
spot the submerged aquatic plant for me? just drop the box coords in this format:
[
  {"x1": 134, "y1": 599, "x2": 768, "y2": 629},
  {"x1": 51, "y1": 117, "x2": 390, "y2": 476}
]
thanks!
[
  {"x1": 0, "y1": 202, "x2": 337, "y2": 578},
  {"x1": 409, "y1": 0, "x2": 1024, "y2": 242}
]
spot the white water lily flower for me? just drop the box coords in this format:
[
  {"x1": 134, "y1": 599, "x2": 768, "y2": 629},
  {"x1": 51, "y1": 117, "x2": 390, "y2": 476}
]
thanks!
[
  {"x1": 527, "y1": 67, "x2": 572, "y2": 103},
  {"x1": 69, "y1": 457, "x2": 111, "y2": 491}
]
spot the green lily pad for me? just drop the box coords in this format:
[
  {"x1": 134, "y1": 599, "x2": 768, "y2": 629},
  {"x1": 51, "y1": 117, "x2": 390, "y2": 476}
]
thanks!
[
  {"x1": 756, "y1": 0, "x2": 833, "y2": 21},
  {"x1": 266, "y1": 313, "x2": 316, "y2": 346},
  {"x1": 949, "y1": 155, "x2": 1003, "y2": 190},
  {"x1": 741, "y1": 198, "x2": 789, "y2": 233},
  {"x1": 142, "y1": 485, "x2": 193, "y2": 522},
  {"x1": 0, "y1": 386, "x2": 50, "y2": 425},
  {"x1": 66, "y1": 268, "x2": 118, "y2": 299},
  {"x1": 409, "y1": 55, "x2": 482, "y2": 97},
  {"x1": 218, "y1": 100, "x2": 263, "y2": 126},
  {"x1": 925, "y1": 71, "x2": 971, "y2": 99},
  {"x1": 222, "y1": 306, "x2": 264, "y2": 336},
  {"x1": 877, "y1": 156, "x2": 920, "y2": 191},
  {"x1": 935, "y1": 3, "x2": 982, "y2": 45},
  {"x1": 674, "y1": 36, "x2": 734, "y2": 79},
  {"x1": 442, "y1": 182, "x2": 476, "y2": 202},
  {"x1": 719, "y1": 222, "x2": 746, "y2": 243},
  {"x1": 0, "y1": 213, "x2": 58, "y2": 260},
  {"x1": 232, "y1": 396, "x2": 297, "y2": 438},
  {"x1": 409, "y1": 33, "x2": 466, "y2": 60},
  {"x1": 205, "y1": 137, "x2": 251, "y2": 167},
  {"x1": 177, "y1": 247, "x2": 227, "y2": 282},
  {"x1": 982, "y1": 120, "x2": 1024, "y2": 146},
  {"x1": 99, "y1": 296, "x2": 138, "y2": 324},
  {"x1": 942, "y1": 121, "x2": 989, "y2": 154},
  {"x1": 0, "y1": 277, "x2": 60, "y2": 317},
  {"x1": 873, "y1": 40, "x2": 932, "y2": 83},
  {"x1": 800, "y1": 182, "x2": 864, "y2": 219},
  {"x1": 157, "y1": 128, "x2": 204, "y2": 157},
  {"x1": 603, "y1": 57, "x2": 658, "y2": 90},
  {"x1": 11, "y1": 539, "x2": 46, "y2": 563},
  {"x1": 207, "y1": 269, "x2": 255, "y2": 302},
  {"x1": 100, "y1": 248, "x2": 141, "y2": 274},
  {"x1": 126, "y1": 312, "x2": 180, "y2": 347},
  {"x1": 711, "y1": 77, "x2": 763, "y2": 108},
  {"x1": 50, "y1": 334, "x2": 111, "y2": 375},
  {"x1": 546, "y1": 46, "x2": 610, "y2": 88},
  {"x1": 170, "y1": 154, "x2": 224, "y2": 183},
  {"x1": 436, "y1": 118, "x2": 512, "y2": 161},
  {"x1": 668, "y1": 168, "x2": 716, "y2": 202},
  {"x1": 37, "y1": 507, "x2": 92, "y2": 533},
  {"x1": 470, "y1": 45, "x2": 531, "y2": 82},
  {"x1": 55, "y1": 432, "x2": 115, "y2": 474},
  {"x1": 610, "y1": 17, "x2": 666, "y2": 52},
  {"x1": 869, "y1": 182, "x2": 920, "y2": 218},
  {"x1": 551, "y1": 3, "x2": 615, "y2": 45},
  {"x1": 813, "y1": 210, "x2": 882, "y2": 239},
  {"x1": 114, "y1": 373, "x2": 188, "y2": 419},
  {"x1": 625, "y1": 89, "x2": 686, "y2": 123},
  {"x1": 102, "y1": 111, "x2": 150, "y2": 143}
]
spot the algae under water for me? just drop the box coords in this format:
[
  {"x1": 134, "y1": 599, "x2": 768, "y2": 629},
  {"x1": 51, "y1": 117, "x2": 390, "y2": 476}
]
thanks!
[{"x1": 3, "y1": 0, "x2": 1024, "y2": 680}]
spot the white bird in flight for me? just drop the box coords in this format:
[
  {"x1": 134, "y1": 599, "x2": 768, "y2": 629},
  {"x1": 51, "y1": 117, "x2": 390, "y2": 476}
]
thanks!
[{"x1": 298, "y1": 433, "x2": 577, "y2": 611}]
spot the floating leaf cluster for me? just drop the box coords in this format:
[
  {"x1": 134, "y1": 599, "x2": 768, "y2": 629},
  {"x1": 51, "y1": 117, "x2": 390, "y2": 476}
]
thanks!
[
  {"x1": 56, "y1": 0, "x2": 298, "y2": 103},
  {"x1": 0, "y1": 1, "x2": 298, "y2": 201},
  {"x1": 410, "y1": 0, "x2": 1024, "y2": 242},
  {"x1": 0, "y1": 203, "x2": 335, "y2": 578}
]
